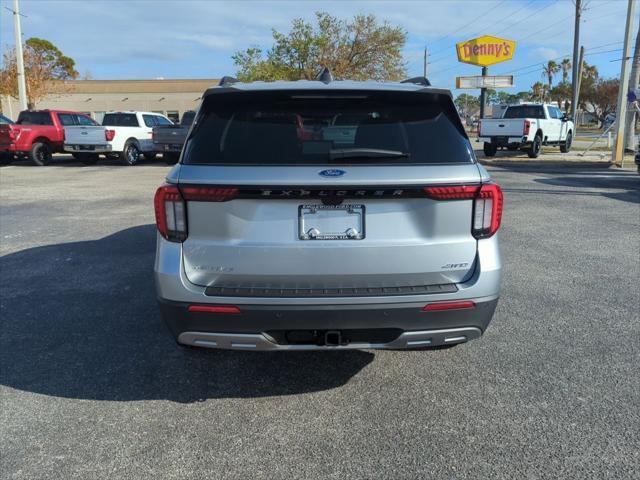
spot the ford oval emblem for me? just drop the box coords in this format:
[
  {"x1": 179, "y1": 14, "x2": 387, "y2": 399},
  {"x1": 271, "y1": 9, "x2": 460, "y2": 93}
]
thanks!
[{"x1": 319, "y1": 169, "x2": 346, "y2": 178}]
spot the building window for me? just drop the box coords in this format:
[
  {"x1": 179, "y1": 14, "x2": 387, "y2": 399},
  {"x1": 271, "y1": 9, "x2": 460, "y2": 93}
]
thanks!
[{"x1": 166, "y1": 111, "x2": 179, "y2": 123}]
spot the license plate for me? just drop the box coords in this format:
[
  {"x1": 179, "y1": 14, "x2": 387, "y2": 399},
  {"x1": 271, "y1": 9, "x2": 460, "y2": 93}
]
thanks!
[
  {"x1": 299, "y1": 204, "x2": 365, "y2": 240},
  {"x1": 80, "y1": 145, "x2": 95, "y2": 150}
]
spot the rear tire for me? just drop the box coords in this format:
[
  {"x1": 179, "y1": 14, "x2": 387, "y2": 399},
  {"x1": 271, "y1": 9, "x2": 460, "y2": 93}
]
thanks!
[
  {"x1": 164, "y1": 152, "x2": 179, "y2": 165},
  {"x1": 483, "y1": 142, "x2": 497, "y2": 157},
  {"x1": 560, "y1": 132, "x2": 572, "y2": 153},
  {"x1": 120, "y1": 141, "x2": 141, "y2": 166},
  {"x1": 78, "y1": 153, "x2": 99, "y2": 165},
  {"x1": 30, "y1": 141, "x2": 52, "y2": 166},
  {"x1": 527, "y1": 135, "x2": 542, "y2": 158}
]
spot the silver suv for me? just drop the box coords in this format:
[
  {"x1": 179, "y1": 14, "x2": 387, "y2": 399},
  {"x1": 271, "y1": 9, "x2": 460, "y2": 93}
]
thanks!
[{"x1": 154, "y1": 75, "x2": 503, "y2": 351}]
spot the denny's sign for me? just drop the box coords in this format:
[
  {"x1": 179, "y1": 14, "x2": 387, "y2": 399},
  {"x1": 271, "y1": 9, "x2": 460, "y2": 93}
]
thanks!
[{"x1": 456, "y1": 35, "x2": 516, "y2": 67}]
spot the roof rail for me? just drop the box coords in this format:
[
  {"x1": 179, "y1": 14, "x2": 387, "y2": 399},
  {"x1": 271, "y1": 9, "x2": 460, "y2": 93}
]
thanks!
[
  {"x1": 400, "y1": 76, "x2": 431, "y2": 87},
  {"x1": 218, "y1": 76, "x2": 239, "y2": 87},
  {"x1": 315, "y1": 67, "x2": 333, "y2": 84}
]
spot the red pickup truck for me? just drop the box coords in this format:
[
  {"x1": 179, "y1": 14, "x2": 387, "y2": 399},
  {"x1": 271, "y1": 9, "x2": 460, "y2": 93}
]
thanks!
[{"x1": 0, "y1": 110, "x2": 97, "y2": 166}]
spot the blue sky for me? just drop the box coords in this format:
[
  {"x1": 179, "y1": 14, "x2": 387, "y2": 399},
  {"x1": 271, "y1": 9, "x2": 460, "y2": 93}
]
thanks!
[{"x1": 0, "y1": 0, "x2": 634, "y2": 96}]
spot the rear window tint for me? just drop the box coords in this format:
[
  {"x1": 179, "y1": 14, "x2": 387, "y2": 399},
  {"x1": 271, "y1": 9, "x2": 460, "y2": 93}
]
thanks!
[
  {"x1": 503, "y1": 105, "x2": 545, "y2": 119},
  {"x1": 17, "y1": 112, "x2": 53, "y2": 125},
  {"x1": 183, "y1": 91, "x2": 474, "y2": 165},
  {"x1": 102, "y1": 113, "x2": 139, "y2": 127}
]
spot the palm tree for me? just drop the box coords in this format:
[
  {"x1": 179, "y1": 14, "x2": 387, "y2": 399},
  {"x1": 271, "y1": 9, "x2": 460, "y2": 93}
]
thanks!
[
  {"x1": 542, "y1": 60, "x2": 560, "y2": 90},
  {"x1": 582, "y1": 62, "x2": 599, "y2": 80},
  {"x1": 560, "y1": 58, "x2": 571, "y2": 83}
]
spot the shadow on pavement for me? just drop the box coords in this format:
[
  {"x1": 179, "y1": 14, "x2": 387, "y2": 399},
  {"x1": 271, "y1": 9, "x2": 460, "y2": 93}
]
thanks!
[
  {"x1": 0, "y1": 225, "x2": 373, "y2": 402},
  {"x1": 534, "y1": 174, "x2": 639, "y2": 204}
]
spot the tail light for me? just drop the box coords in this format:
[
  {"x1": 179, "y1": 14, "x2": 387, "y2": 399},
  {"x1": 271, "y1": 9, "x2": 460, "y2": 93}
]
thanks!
[
  {"x1": 424, "y1": 183, "x2": 503, "y2": 239},
  {"x1": 472, "y1": 184, "x2": 503, "y2": 238},
  {"x1": 477, "y1": 120, "x2": 481, "y2": 136},
  {"x1": 105, "y1": 129, "x2": 115, "y2": 141},
  {"x1": 523, "y1": 120, "x2": 531, "y2": 136},
  {"x1": 154, "y1": 184, "x2": 187, "y2": 242}
]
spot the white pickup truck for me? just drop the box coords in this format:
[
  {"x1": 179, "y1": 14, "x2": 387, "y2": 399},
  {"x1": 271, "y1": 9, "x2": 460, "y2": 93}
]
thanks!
[
  {"x1": 64, "y1": 111, "x2": 173, "y2": 165},
  {"x1": 478, "y1": 103, "x2": 574, "y2": 158}
]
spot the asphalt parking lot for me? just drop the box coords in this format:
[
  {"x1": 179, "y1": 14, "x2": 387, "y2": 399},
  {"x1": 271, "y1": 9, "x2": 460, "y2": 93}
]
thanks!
[{"x1": 1, "y1": 157, "x2": 639, "y2": 479}]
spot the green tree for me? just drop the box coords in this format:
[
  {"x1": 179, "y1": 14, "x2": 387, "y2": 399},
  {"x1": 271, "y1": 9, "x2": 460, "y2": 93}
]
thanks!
[
  {"x1": 550, "y1": 82, "x2": 572, "y2": 112},
  {"x1": 233, "y1": 12, "x2": 406, "y2": 81},
  {"x1": 560, "y1": 58, "x2": 571, "y2": 83},
  {"x1": 454, "y1": 93, "x2": 480, "y2": 116},
  {"x1": 542, "y1": 60, "x2": 560, "y2": 90},
  {"x1": 0, "y1": 37, "x2": 79, "y2": 109},
  {"x1": 581, "y1": 78, "x2": 618, "y2": 127},
  {"x1": 530, "y1": 82, "x2": 545, "y2": 102}
]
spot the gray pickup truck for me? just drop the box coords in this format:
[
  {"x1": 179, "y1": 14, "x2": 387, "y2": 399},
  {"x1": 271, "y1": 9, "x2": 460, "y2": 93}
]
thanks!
[{"x1": 152, "y1": 110, "x2": 195, "y2": 164}]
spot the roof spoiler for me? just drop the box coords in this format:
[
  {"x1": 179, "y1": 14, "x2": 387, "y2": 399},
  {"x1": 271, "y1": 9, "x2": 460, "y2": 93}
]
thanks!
[
  {"x1": 218, "y1": 76, "x2": 239, "y2": 87},
  {"x1": 401, "y1": 76, "x2": 431, "y2": 87}
]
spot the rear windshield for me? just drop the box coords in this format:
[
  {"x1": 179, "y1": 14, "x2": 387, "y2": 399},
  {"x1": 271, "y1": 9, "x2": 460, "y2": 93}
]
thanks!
[
  {"x1": 102, "y1": 113, "x2": 139, "y2": 127},
  {"x1": 503, "y1": 105, "x2": 545, "y2": 119},
  {"x1": 16, "y1": 112, "x2": 53, "y2": 125},
  {"x1": 183, "y1": 91, "x2": 474, "y2": 165}
]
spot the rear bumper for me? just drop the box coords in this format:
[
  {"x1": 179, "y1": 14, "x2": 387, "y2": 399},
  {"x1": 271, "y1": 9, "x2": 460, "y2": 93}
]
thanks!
[
  {"x1": 177, "y1": 327, "x2": 484, "y2": 351},
  {"x1": 155, "y1": 233, "x2": 501, "y2": 350},
  {"x1": 159, "y1": 297, "x2": 497, "y2": 350},
  {"x1": 154, "y1": 143, "x2": 182, "y2": 153},
  {"x1": 64, "y1": 144, "x2": 112, "y2": 153},
  {"x1": 478, "y1": 136, "x2": 528, "y2": 146}
]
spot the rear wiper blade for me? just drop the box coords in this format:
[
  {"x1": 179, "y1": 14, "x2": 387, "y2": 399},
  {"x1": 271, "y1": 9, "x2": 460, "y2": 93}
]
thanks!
[{"x1": 328, "y1": 148, "x2": 409, "y2": 161}]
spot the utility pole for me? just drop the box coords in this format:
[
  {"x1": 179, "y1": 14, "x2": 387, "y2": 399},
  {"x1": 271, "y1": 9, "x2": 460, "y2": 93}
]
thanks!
[
  {"x1": 574, "y1": 46, "x2": 585, "y2": 126},
  {"x1": 570, "y1": 0, "x2": 581, "y2": 122},
  {"x1": 423, "y1": 47, "x2": 428, "y2": 78},
  {"x1": 13, "y1": 0, "x2": 28, "y2": 111},
  {"x1": 624, "y1": 18, "x2": 640, "y2": 151},
  {"x1": 612, "y1": 0, "x2": 636, "y2": 166}
]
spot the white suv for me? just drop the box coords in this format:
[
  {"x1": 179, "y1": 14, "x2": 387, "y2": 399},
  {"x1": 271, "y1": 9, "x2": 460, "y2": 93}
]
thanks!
[{"x1": 102, "y1": 111, "x2": 173, "y2": 165}]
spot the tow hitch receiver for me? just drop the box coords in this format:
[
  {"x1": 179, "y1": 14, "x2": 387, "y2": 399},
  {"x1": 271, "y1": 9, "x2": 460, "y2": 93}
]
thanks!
[{"x1": 324, "y1": 330, "x2": 343, "y2": 346}]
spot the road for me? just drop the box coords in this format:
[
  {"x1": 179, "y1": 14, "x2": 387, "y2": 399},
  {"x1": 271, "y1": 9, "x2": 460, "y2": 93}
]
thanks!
[{"x1": 1, "y1": 157, "x2": 639, "y2": 479}]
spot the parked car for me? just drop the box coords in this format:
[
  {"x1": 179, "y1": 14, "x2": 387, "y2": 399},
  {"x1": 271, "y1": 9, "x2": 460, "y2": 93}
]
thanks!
[
  {"x1": 154, "y1": 75, "x2": 503, "y2": 351},
  {"x1": 101, "y1": 111, "x2": 173, "y2": 165},
  {"x1": 152, "y1": 110, "x2": 195, "y2": 165},
  {"x1": 64, "y1": 122, "x2": 110, "y2": 165},
  {"x1": 0, "y1": 110, "x2": 97, "y2": 165},
  {"x1": 0, "y1": 114, "x2": 13, "y2": 164},
  {"x1": 635, "y1": 150, "x2": 640, "y2": 174},
  {"x1": 478, "y1": 103, "x2": 574, "y2": 158}
]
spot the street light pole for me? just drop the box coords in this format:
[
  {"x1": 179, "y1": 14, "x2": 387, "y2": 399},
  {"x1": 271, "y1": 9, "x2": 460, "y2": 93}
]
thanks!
[
  {"x1": 13, "y1": 0, "x2": 28, "y2": 111},
  {"x1": 612, "y1": 0, "x2": 637, "y2": 167}
]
